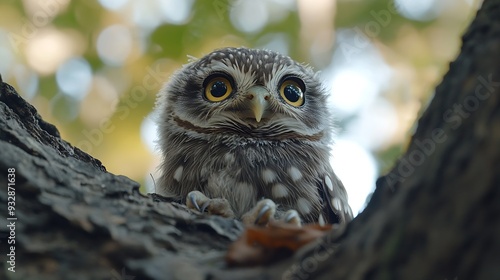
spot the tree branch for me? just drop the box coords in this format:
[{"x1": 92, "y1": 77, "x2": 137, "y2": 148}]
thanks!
[{"x1": 1, "y1": 1, "x2": 499, "y2": 279}]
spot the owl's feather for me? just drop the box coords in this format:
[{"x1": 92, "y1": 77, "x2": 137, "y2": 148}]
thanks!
[{"x1": 155, "y1": 47, "x2": 353, "y2": 224}]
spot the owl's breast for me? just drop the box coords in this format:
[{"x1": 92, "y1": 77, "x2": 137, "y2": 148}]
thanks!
[
  {"x1": 159, "y1": 132, "x2": 329, "y2": 219},
  {"x1": 203, "y1": 139, "x2": 328, "y2": 218}
]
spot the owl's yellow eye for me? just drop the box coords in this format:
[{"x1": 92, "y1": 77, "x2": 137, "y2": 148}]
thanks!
[
  {"x1": 279, "y1": 78, "x2": 305, "y2": 107},
  {"x1": 204, "y1": 76, "x2": 233, "y2": 102}
]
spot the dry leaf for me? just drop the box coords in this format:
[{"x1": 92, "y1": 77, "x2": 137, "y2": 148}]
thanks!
[{"x1": 226, "y1": 221, "x2": 332, "y2": 267}]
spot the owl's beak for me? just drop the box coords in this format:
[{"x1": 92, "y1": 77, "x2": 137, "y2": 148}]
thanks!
[{"x1": 247, "y1": 86, "x2": 270, "y2": 123}]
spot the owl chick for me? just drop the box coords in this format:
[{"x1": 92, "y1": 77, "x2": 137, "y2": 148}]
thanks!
[{"x1": 155, "y1": 47, "x2": 353, "y2": 226}]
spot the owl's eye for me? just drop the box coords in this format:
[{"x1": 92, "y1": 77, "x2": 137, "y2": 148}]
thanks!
[
  {"x1": 279, "y1": 78, "x2": 305, "y2": 107},
  {"x1": 204, "y1": 75, "x2": 233, "y2": 102}
]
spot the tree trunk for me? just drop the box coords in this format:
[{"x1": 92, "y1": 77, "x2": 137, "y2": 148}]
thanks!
[
  {"x1": 1, "y1": 0, "x2": 499, "y2": 279},
  {"x1": 279, "y1": 0, "x2": 500, "y2": 279}
]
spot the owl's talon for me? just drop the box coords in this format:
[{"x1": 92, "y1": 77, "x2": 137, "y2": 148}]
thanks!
[
  {"x1": 200, "y1": 201, "x2": 211, "y2": 213},
  {"x1": 187, "y1": 191, "x2": 204, "y2": 212},
  {"x1": 255, "y1": 204, "x2": 271, "y2": 224},
  {"x1": 283, "y1": 210, "x2": 301, "y2": 226},
  {"x1": 242, "y1": 199, "x2": 276, "y2": 226},
  {"x1": 185, "y1": 191, "x2": 235, "y2": 218}
]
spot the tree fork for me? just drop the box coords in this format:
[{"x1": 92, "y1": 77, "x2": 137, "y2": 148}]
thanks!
[{"x1": 0, "y1": 1, "x2": 499, "y2": 279}]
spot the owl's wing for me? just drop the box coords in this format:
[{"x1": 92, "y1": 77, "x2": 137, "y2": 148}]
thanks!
[{"x1": 318, "y1": 169, "x2": 354, "y2": 225}]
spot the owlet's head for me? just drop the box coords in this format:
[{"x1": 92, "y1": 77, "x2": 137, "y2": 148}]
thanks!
[{"x1": 156, "y1": 47, "x2": 333, "y2": 141}]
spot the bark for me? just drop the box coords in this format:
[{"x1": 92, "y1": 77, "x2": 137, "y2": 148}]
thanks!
[
  {"x1": 0, "y1": 79, "x2": 243, "y2": 280},
  {"x1": 1, "y1": 0, "x2": 499, "y2": 279},
  {"x1": 277, "y1": 1, "x2": 500, "y2": 279}
]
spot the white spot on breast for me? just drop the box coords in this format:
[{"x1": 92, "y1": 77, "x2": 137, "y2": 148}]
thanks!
[
  {"x1": 272, "y1": 183, "x2": 289, "y2": 198},
  {"x1": 325, "y1": 175, "x2": 334, "y2": 191},
  {"x1": 288, "y1": 166, "x2": 303, "y2": 182},
  {"x1": 229, "y1": 54, "x2": 234, "y2": 59},
  {"x1": 331, "y1": 197, "x2": 343, "y2": 212},
  {"x1": 264, "y1": 54, "x2": 269, "y2": 59},
  {"x1": 318, "y1": 213, "x2": 326, "y2": 226},
  {"x1": 173, "y1": 166, "x2": 183, "y2": 182},
  {"x1": 296, "y1": 197, "x2": 312, "y2": 215},
  {"x1": 262, "y1": 168, "x2": 277, "y2": 184}
]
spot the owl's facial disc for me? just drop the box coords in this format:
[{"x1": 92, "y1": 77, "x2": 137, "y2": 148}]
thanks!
[{"x1": 245, "y1": 86, "x2": 270, "y2": 123}]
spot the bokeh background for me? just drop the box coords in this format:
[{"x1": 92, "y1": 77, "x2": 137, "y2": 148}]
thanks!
[{"x1": 0, "y1": 0, "x2": 481, "y2": 215}]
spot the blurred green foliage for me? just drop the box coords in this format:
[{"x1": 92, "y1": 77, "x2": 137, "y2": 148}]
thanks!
[{"x1": 0, "y1": 0, "x2": 478, "y2": 197}]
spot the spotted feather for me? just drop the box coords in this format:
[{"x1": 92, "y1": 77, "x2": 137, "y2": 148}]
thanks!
[{"x1": 155, "y1": 47, "x2": 353, "y2": 225}]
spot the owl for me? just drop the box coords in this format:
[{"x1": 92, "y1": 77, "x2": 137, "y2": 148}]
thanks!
[{"x1": 155, "y1": 47, "x2": 353, "y2": 226}]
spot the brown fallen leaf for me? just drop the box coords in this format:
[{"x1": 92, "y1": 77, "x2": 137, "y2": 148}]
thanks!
[{"x1": 226, "y1": 221, "x2": 332, "y2": 267}]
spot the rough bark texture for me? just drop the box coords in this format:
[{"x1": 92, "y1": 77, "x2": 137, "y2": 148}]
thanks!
[
  {"x1": 1, "y1": 0, "x2": 499, "y2": 279},
  {"x1": 0, "y1": 80, "x2": 244, "y2": 280}
]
